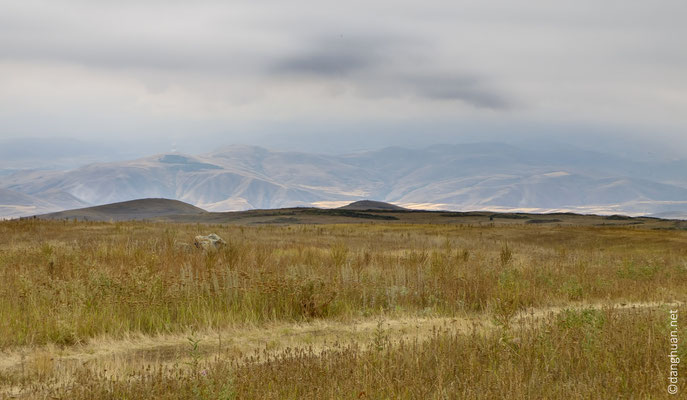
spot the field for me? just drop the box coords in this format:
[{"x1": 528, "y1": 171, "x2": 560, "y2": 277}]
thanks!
[{"x1": 0, "y1": 216, "x2": 686, "y2": 398}]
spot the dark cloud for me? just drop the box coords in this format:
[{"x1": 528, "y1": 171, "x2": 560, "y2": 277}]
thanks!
[
  {"x1": 270, "y1": 37, "x2": 385, "y2": 77},
  {"x1": 269, "y1": 36, "x2": 512, "y2": 109},
  {"x1": 274, "y1": 52, "x2": 372, "y2": 76}
]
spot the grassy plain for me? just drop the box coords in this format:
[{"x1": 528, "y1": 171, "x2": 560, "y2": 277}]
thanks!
[{"x1": 0, "y1": 217, "x2": 685, "y2": 398}]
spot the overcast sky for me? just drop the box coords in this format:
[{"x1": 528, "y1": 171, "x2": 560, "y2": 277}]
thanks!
[{"x1": 1, "y1": 0, "x2": 686, "y2": 157}]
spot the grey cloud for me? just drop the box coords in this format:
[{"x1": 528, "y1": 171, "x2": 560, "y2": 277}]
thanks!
[
  {"x1": 401, "y1": 75, "x2": 512, "y2": 109},
  {"x1": 0, "y1": 30, "x2": 257, "y2": 74},
  {"x1": 270, "y1": 36, "x2": 387, "y2": 77},
  {"x1": 0, "y1": 0, "x2": 686, "y2": 150},
  {"x1": 0, "y1": 2, "x2": 267, "y2": 74},
  {"x1": 271, "y1": 48, "x2": 374, "y2": 77},
  {"x1": 270, "y1": 37, "x2": 512, "y2": 109}
]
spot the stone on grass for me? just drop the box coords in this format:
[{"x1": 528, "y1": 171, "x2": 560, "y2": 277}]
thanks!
[{"x1": 193, "y1": 233, "x2": 226, "y2": 250}]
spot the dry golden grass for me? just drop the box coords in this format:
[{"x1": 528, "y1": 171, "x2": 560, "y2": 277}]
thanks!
[
  {"x1": 0, "y1": 218, "x2": 685, "y2": 398},
  {"x1": 5, "y1": 305, "x2": 685, "y2": 399}
]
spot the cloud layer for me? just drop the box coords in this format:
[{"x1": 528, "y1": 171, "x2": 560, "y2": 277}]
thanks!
[{"x1": 1, "y1": 0, "x2": 686, "y2": 154}]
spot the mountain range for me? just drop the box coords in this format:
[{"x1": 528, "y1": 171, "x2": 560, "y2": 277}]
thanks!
[{"x1": 1, "y1": 143, "x2": 686, "y2": 219}]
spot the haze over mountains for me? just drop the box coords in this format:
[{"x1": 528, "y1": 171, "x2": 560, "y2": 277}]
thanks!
[{"x1": 2, "y1": 143, "x2": 686, "y2": 219}]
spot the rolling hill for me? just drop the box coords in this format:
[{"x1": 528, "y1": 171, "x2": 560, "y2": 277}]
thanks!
[
  {"x1": 339, "y1": 200, "x2": 408, "y2": 211},
  {"x1": 40, "y1": 198, "x2": 207, "y2": 221},
  {"x1": 35, "y1": 198, "x2": 685, "y2": 230}
]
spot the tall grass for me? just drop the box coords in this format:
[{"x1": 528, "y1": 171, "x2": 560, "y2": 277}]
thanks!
[
  {"x1": 0, "y1": 219, "x2": 685, "y2": 348},
  {"x1": 19, "y1": 307, "x2": 686, "y2": 399}
]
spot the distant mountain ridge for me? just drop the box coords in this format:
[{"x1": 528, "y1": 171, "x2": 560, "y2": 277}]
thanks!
[
  {"x1": 0, "y1": 187, "x2": 89, "y2": 219},
  {"x1": 2, "y1": 143, "x2": 687, "y2": 219}
]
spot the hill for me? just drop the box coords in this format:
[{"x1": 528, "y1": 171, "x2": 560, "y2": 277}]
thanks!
[
  {"x1": 40, "y1": 198, "x2": 207, "y2": 221},
  {"x1": 34, "y1": 197, "x2": 685, "y2": 229},
  {"x1": 338, "y1": 200, "x2": 408, "y2": 211}
]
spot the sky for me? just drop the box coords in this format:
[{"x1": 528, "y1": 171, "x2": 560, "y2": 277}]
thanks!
[{"x1": 1, "y1": 0, "x2": 686, "y2": 158}]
